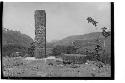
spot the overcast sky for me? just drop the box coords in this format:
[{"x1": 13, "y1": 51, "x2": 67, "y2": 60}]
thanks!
[{"x1": 3, "y1": 2, "x2": 111, "y2": 42}]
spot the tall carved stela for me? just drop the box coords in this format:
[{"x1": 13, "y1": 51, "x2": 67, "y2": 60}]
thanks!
[{"x1": 34, "y1": 10, "x2": 46, "y2": 58}]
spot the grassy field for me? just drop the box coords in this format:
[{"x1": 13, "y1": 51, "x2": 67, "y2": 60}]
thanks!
[{"x1": 2, "y1": 57, "x2": 111, "y2": 77}]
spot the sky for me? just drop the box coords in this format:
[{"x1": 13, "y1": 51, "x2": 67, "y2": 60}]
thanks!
[{"x1": 3, "y1": 2, "x2": 111, "y2": 42}]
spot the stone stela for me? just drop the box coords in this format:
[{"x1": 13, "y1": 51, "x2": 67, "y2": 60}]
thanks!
[{"x1": 34, "y1": 10, "x2": 46, "y2": 58}]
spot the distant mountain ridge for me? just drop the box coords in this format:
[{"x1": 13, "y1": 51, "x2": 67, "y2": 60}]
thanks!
[
  {"x1": 47, "y1": 32, "x2": 111, "y2": 47},
  {"x1": 46, "y1": 31, "x2": 111, "y2": 59}
]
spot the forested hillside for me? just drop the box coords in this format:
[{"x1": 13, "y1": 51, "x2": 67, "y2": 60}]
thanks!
[
  {"x1": 2, "y1": 28, "x2": 33, "y2": 47},
  {"x1": 47, "y1": 32, "x2": 111, "y2": 49},
  {"x1": 2, "y1": 28, "x2": 34, "y2": 57},
  {"x1": 46, "y1": 31, "x2": 111, "y2": 64}
]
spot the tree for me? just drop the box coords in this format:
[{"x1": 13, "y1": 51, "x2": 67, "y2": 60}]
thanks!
[
  {"x1": 51, "y1": 45, "x2": 77, "y2": 57},
  {"x1": 51, "y1": 45, "x2": 65, "y2": 56},
  {"x1": 85, "y1": 17, "x2": 111, "y2": 65},
  {"x1": 65, "y1": 46, "x2": 77, "y2": 54},
  {"x1": 101, "y1": 27, "x2": 111, "y2": 47},
  {"x1": 28, "y1": 42, "x2": 35, "y2": 57},
  {"x1": 86, "y1": 17, "x2": 98, "y2": 27},
  {"x1": 2, "y1": 44, "x2": 28, "y2": 57}
]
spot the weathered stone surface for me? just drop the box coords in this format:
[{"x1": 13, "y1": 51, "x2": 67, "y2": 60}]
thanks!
[{"x1": 34, "y1": 10, "x2": 46, "y2": 58}]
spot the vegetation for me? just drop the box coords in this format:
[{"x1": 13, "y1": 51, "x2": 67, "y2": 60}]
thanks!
[
  {"x1": 2, "y1": 44, "x2": 28, "y2": 57},
  {"x1": 3, "y1": 57, "x2": 111, "y2": 77},
  {"x1": 48, "y1": 17, "x2": 111, "y2": 65},
  {"x1": 85, "y1": 17, "x2": 111, "y2": 65},
  {"x1": 62, "y1": 54, "x2": 87, "y2": 64},
  {"x1": 2, "y1": 28, "x2": 34, "y2": 57},
  {"x1": 51, "y1": 45, "x2": 78, "y2": 57},
  {"x1": 28, "y1": 42, "x2": 35, "y2": 57}
]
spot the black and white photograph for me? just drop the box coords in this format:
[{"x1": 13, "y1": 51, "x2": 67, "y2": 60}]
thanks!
[{"x1": 1, "y1": 2, "x2": 114, "y2": 80}]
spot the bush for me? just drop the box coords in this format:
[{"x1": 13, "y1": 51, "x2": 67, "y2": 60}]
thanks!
[
  {"x1": 51, "y1": 45, "x2": 77, "y2": 56},
  {"x1": 2, "y1": 44, "x2": 28, "y2": 57},
  {"x1": 28, "y1": 42, "x2": 35, "y2": 57},
  {"x1": 62, "y1": 54, "x2": 87, "y2": 64},
  {"x1": 65, "y1": 46, "x2": 77, "y2": 54},
  {"x1": 98, "y1": 52, "x2": 111, "y2": 65},
  {"x1": 83, "y1": 49, "x2": 111, "y2": 65}
]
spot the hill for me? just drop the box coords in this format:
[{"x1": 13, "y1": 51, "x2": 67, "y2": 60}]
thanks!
[
  {"x1": 2, "y1": 28, "x2": 33, "y2": 47},
  {"x1": 47, "y1": 32, "x2": 111, "y2": 48},
  {"x1": 2, "y1": 28, "x2": 34, "y2": 57},
  {"x1": 46, "y1": 31, "x2": 111, "y2": 60}
]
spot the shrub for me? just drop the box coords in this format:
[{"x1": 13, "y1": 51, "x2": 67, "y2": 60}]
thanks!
[
  {"x1": 51, "y1": 45, "x2": 77, "y2": 57},
  {"x1": 98, "y1": 52, "x2": 111, "y2": 65},
  {"x1": 83, "y1": 49, "x2": 111, "y2": 65},
  {"x1": 2, "y1": 44, "x2": 28, "y2": 57},
  {"x1": 28, "y1": 42, "x2": 35, "y2": 57},
  {"x1": 61, "y1": 54, "x2": 87, "y2": 64}
]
